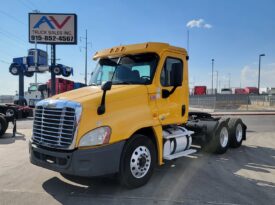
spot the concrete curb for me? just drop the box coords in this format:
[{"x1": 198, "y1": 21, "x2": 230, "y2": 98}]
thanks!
[{"x1": 211, "y1": 112, "x2": 275, "y2": 116}]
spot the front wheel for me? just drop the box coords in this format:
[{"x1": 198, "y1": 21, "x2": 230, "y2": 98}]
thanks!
[
  {"x1": 52, "y1": 65, "x2": 62, "y2": 75},
  {"x1": 0, "y1": 115, "x2": 8, "y2": 137},
  {"x1": 9, "y1": 63, "x2": 20, "y2": 75},
  {"x1": 119, "y1": 134, "x2": 156, "y2": 188}
]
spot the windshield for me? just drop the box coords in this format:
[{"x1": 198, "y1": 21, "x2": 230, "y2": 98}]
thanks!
[{"x1": 89, "y1": 53, "x2": 159, "y2": 85}]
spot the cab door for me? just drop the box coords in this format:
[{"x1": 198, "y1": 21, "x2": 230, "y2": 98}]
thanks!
[{"x1": 155, "y1": 52, "x2": 188, "y2": 125}]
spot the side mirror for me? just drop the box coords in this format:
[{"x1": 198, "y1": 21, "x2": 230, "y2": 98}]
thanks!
[
  {"x1": 101, "y1": 81, "x2": 112, "y2": 91},
  {"x1": 171, "y1": 63, "x2": 183, "y2": 87},
  {"x1": 98, "y1": 81, "x2": 112, "y2": 115}
]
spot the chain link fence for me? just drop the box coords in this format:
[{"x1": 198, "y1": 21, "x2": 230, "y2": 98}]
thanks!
[
  {"x1": 190, "y1": 94, "x2": 275, "y2": 111},
  {"x1": 0, "y1": 95, "x2": 14, "y2": 104}
]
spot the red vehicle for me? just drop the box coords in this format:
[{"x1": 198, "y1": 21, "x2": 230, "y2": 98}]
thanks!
[
  {"x1": 47, "y1": 78, "x2": 76, "y2": 97},
  {"x1": 234, "y1": 88, "x2": 246, "y2": 94},
  {"x1": 194, "y1": 86, "x2": 207, "y2": 95},
  {"x1": 244, "y1": 87, "x2": 259, "y2": 94},
  {"x1": 0, "y1": 104, "x2": 32, "y2": 118}
]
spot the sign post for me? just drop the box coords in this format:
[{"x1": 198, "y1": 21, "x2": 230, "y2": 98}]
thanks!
[
  {"x1": 51, "y1": 44, "x2": 56, "y2": 95},
  {"x1": 29, "y1": 13, "x2": 77, "y2": 95}
]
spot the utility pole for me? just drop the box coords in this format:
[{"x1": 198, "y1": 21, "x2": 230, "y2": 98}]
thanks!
[
  {"x1": 80, "y1": 29, "x2": 91, "y2": 85},
  {"x1": 85, "y1": 29, "x2": 88, "y2": 85},
  {"x1": 228, "y1": 73, "x2": 231, "y2": 88},
  {"x1": 258, "y1": 54, "x2": 265, "y2": 94},
  {"x1": 211, "y1": 59, "x2": 214, "y2": 94},
  {"x1": 216, "y1": 70, "x2": 218, "y2": 93},
  {"x1": 187, "y1": 30, "x2": 190, "y2": 53}
]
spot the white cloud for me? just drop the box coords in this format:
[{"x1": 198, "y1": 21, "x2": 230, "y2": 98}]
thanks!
[
  {"x1": 241, "y1": 63, "x2": 275, "y2": 88},
  {"x1": 186, "y1": 19, "x2": 212, "y2": 29},
  {"x1": 204, "y1": 24, "x2": 212, "y2": 29}
]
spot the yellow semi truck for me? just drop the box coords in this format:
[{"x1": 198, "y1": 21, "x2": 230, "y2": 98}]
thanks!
[{"x1": 29, "y1": 42, "x2": 246, "y2": 188}]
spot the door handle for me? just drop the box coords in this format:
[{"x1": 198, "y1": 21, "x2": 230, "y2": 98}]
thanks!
[{"x1": 182, "y1": 105, "x2": 186, "y2": 116}]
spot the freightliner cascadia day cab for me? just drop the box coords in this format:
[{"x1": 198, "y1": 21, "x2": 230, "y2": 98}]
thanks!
[{"x1": 29, "y1": 42, "x2": 246, "y2": 188}]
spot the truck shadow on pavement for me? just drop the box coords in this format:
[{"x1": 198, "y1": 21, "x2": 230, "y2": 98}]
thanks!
[
  {"x1": 0, "y1": 132, "x2": 26, "y2": 144},
  {"x1": 41, "y1": 145, "x2": 275, "y2": 204}
]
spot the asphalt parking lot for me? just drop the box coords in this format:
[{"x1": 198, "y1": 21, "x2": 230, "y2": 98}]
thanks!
[{"x1": 0, "y1": 116, "x2": 275, "y2": 205}]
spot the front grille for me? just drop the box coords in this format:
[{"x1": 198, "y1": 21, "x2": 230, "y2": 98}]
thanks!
[{"x1": 32, "y1": 106, "x2": 76, "y2": 149}]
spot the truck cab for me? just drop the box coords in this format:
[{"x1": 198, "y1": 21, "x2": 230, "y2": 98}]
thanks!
[{"x1": 29, "y1": 42, "x2": 246, "y2": 188}]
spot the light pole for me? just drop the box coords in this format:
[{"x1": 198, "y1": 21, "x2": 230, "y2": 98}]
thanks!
[
  {"x1": 187, "y1": 29, "x2": 190, "y2": 53},
  {"x1": 80, "y1": 29, "x2": 92, "y2": 85},
  {"x1": 211, "y1": 59, "x2": 214, "y2": 94},
  {"x1": 216, "y1": 70, "x2": 218, "y2": 93},
  {"x1": 258, "y1": 54, "x2": 265, "y2": 94},
  {"x1": 228, "y1": 73, "x2": 231, "y2": 88}
]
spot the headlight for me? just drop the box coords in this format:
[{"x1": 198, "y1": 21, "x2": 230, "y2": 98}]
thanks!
[{"x1": 79, "y1": 126, "x2": 111, "y2": 147}]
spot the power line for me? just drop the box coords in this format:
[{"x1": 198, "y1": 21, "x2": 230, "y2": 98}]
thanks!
[
  {"x1": 18, "y1": 0, "x2": 35, "y2": 10},
  {"x1": 0, "y1": 28, "x2": 27, "y2": 44},
  {"x1": 23, "y1": 0, "x2": 39, "y2": 10},
  {"x1": 0, "y1": 31, "x2": 27, "y2": 48},
  {"x1": 0, "y1": 59, "x2": 10, "y2": 64},
  {"x1": 0, "y1": 10, "x2": 27, "y2": 26}
]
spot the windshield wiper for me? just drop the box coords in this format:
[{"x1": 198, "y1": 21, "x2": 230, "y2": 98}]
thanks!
[
  {"x1": 112, "y1": 81, "x2": 132, "y2": 85},
  {"x1": 112, "y1": 81, "x2": 145, "y2": 85}
]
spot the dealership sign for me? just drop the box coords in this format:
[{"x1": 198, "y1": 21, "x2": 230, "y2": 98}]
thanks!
[{"x1": 29, "y1": 13, "x2": 77, "y2": 44}]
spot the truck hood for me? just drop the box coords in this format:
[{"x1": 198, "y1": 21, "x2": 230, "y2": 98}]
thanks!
[{"x1": 51, "y1": 85, "x2": 145, "y2": 104}]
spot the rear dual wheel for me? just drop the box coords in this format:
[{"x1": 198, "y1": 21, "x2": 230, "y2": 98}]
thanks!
[
  {"x1": 207, "y1": 118, "x2": 245, "y2": 154},
  {"x1": 228, "y1": 118, "x2": 245, "y2": 148},
  {"x1": 208, "y1": 121, "x2": 230, "y2": 154}
]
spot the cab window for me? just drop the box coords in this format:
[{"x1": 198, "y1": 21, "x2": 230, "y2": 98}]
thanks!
[{"x1": 160, "y1": 57, "x2": 183, "y2": 87}]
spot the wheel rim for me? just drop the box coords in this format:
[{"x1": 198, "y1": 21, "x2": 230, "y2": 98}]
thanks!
[
  {"x1": 11, "y1": 67, "x2": 17, "y2": 74},
  {"x1": 236, "y1": 124, "x2": 243, "y2": 142},
  {"x1": 6, "y1": 109, "x2": 14, "y2": 117},
  {"x1": 219, "y1": 127, "x2": 229, "y2": 148},
  {"x1": 54, "y1": 67, "x2": 60, "y2": 74},
  {"x1": 0, "y1": 122, "x2": 2, "y2": 131},
  {"x1": 130, "y1": 146, "x2": 151, "y2": 179}
]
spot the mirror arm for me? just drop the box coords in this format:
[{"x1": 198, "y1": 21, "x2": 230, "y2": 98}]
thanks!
[
  {"x1": 168, "y1": 86, "x2": 177, "y2": 96},
  {"x1": 97, "y1": 90, "x2": 107, "y2": 115},
  {"x1": 162, "y1": 86, "x2": 178, "y2": 99},
  {"x1": 97, "y1": 81, "x2": 112, "y2": 115}
]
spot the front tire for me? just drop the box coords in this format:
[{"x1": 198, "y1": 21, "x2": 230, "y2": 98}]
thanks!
[
  {"x1": 5, "y1": 109, "x2": 15, "y2": 117},
  {"x1": 9, "y1": 63, "x2": 20, "y2": 75},
  {"x1": 119, "y1": 134, "x2": 156, "y2": 188},
  {"x1": 52, "y1": 65, "x2": 62, "y2": 75},
  {"x1": 0, "y1": 115, "x2": 8, "y2": 137}
]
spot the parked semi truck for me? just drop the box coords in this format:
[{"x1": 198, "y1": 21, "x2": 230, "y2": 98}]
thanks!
[
  {"x1": 24, "y1": 79, "x2": 86, "y2": 107},
  {"x1": 194, "y1": 86, "x2": 207, "y2": 95},
  {"x1": 29, "y1": 42, "x2": 247, "y2": 188}
]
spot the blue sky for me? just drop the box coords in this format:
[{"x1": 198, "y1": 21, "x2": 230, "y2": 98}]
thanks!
[{"x1": 1, "y1": 0, "x2": 275, "y2": 95}]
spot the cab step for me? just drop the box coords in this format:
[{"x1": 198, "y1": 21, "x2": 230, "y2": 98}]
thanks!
[{"x1": 164, "y1": 149, "x2": 197, "y2": 160}]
